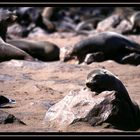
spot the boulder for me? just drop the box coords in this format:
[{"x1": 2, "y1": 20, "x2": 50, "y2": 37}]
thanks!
[
  {"x1": 97, "y1": 14, "x2": 121, "y2": 32},
  {"x1": 44, "y1": 88, "x2": 140, "y2": 131}
]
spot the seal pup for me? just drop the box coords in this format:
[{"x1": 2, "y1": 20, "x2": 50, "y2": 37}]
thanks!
[
  {"x1": 63, "y1": 31, "x2": 140, "y2": 64},
  {"x1": 0, "y1": 95, "x2": 16, "y2": 107},
  {"x1": 7, "y1": 39, "x2": 60, "y2": 61},
  {"x1": 0, "y1": 37, "x2": 34, "y2": 62}
]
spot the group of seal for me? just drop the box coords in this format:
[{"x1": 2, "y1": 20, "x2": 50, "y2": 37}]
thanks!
[
  {"x1": 0, "y1": 9, "x2": 60, "y2": 62},
  {"x1": 0, "y1": 9, "x2": 34, "y2": 62},
  {"x1": 63, "y1": 31, "x2": 140, "y2": 65}
]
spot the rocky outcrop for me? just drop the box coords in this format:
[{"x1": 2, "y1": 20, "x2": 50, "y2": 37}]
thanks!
[
  {"x1": 44, "y1": 67, "x2": 140, "y2": 131},
  {"x1": 44, "y1": 88, "x2": 140, "y2": 131}
]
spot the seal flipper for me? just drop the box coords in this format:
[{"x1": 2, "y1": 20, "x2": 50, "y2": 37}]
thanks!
[{"x1": 0, "y1": 95, "x2": 16, "y2": 107}]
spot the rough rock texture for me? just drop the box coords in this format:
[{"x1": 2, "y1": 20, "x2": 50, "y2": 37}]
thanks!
[
  {"x1": 44, "y1": 88, "x2": 140, "y2": 131},
  {"x1": 97, "y1": 14, "x2": 121, "y2": 32}
]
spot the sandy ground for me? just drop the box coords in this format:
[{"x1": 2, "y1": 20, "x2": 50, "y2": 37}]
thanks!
[{"x1": 0, "y1": 33, "x2": 140, "y2": 133}]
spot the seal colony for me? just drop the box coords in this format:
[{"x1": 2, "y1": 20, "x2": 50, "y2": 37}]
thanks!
[
  {"x1": 0, "y1": 9, "x2": 34, "y2": 62},
  {"x1": 0, "y1": 8, "x2": 60, "y2": 62},
  {"x1": 63, "y1": 31, "x2": 140, "y2": 65}
]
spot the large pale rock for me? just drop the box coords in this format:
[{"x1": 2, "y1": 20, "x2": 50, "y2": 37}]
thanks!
[
  {"x1": 115, "y1": 20, "x2": 133, "y2": 34},
  {"x1": 97, "y1": 14, "x2": 121, "y2": 32},
  {"x1": 44, "y1": 88, "x2": 140, "y2": 130}
]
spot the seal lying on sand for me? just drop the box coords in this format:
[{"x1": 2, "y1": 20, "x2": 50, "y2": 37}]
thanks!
[
  {"x1": 85, "y1": 68, "x2": 140, "y2": 124},
  {"x1": 7, "y1": 39, "x2": 60, "y2": 61},
  {"x1": 63, "y1": 31, "x2": 140, "y2": 64},
  {"x1": 0, "y1": 37, "x2": 34, "y2": 62}
]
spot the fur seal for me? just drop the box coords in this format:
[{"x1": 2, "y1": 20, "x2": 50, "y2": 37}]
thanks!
[
  {"x1": 0, "y1": 37, "x2": 34, "y2": 62},
  {"x1": 0, "y1": 9, "x2": 17, "y2": 41},
  {"x1": 85, "y1": 68, "x2": 139, "y2": 124},
  {"x1": 7, "y1": 39, "x2": 60, "y2": 61},
  {"x1": 41, "y1": 7, "x2": 56, "y2": 30},
  {"x1": 75, "y1": 17, "x2": 103, "y2": 32},
  {"x1": 63, "y1": 31, "x2": 140, "y2": 64}
]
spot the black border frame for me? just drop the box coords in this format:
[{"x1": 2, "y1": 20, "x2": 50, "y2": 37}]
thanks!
[{"x1": 0, "y1": 2, "x2": 140, "y2": 137}]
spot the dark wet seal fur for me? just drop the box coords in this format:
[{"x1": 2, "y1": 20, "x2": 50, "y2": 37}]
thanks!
[
  {"x1": 7, "y1": 39, "x2": 60, "y2": 62},
  {"x1": 64, "y1": 31, "x2": 140, "y2": 64},
  {"x1": 85, "y1": 68, "x2": 140, "y2": 128}
]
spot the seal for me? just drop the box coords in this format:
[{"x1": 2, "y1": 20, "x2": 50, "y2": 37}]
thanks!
[
  {"x1": 85, "y1": 68, "x2": 139, "y2": 124},
  {"x1": 63, "y1": 31, "x2": 140, "y2": 64},
  {"x1": 0, "y1": 9, "x2": 17, "y2": 41},
  {"x1": 7, "y1": 39, "x2": 60, "y2": 61},
  {"x1": 41, "y1": 7, "x2": 56, "y2": 30},
  {"x1": 0, "y1": 37, "x2": 34, "y2": 62}
]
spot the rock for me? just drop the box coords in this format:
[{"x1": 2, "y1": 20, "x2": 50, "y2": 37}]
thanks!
[
  {"x1": 0, "y1": 110, "x2": 26, "y2": 125},
  {"x1": 7, "y1": 23, "x2": 24, "y2": 38},
  {"x1": 44, "y1": 88, "x2": 140, "y2": 131},
  {"x1": 97, "y1": 14, "x2": 122, "y2": 32},
  {"x1": 115, "y1": 20, "x2": 133, "y2": 34}
]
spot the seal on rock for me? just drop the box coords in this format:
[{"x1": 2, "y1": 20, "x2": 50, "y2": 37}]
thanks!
[
  {"x1": 85, "y1": 68, "x2": 140, "y2": 124},
  {"x1": 63, "y1": 31, "x2": 140, "y2": 64}
]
